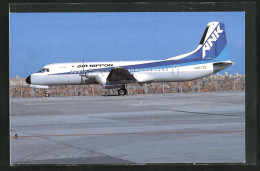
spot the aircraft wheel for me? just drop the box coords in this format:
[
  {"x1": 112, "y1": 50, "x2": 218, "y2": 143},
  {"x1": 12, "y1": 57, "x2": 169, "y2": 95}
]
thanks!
[
  {"x1": 118, "y1": 88, "x2": 127, "y2": 95},
  {"x1": 45, "y1": 93, "x2": 50, "y2": 97}
]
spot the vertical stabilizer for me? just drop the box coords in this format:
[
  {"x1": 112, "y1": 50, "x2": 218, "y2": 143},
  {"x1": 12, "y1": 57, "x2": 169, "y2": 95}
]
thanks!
[
  {"x1": 166, "y1": 22, "x2": 229, "y2": 61},
  {"x1": 199, "y1": 22, "x2": 227, "y2": 59}
]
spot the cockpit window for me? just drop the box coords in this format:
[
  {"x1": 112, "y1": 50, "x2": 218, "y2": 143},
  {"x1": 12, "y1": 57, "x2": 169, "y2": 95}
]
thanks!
[{"x1": 37, "y1": 68, "x2": 50, "y2": 73}]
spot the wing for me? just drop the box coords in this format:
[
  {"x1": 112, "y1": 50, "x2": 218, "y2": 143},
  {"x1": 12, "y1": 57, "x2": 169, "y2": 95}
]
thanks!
[
  {"x1": 107, "y1": 68, "x2": 137, "y2": 84},
  {"x1": 85, "y1": 68, "x2": 137, "y2": 85}
]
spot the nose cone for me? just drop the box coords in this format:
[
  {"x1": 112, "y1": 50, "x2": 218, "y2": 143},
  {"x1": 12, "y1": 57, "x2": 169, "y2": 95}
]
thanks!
[{"x1": 26, "y1": 75, "x2": 31, "y2": 84}]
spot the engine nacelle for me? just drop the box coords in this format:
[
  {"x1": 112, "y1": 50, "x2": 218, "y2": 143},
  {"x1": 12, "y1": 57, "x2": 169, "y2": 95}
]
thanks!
[{"x1": 85, "y1": 72, "x2": 109, "y2": 85}]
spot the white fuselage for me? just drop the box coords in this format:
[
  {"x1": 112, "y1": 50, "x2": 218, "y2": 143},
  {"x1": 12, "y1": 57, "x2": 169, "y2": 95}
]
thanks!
[{"x1": 30, "y1": 60, "x2": 232, "y2": 86}]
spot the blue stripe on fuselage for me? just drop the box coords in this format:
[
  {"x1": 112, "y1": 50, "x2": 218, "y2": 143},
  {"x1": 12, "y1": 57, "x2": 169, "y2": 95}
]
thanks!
[{"x1": 50, "y1": 45, "x2": 229, "y2": 75}]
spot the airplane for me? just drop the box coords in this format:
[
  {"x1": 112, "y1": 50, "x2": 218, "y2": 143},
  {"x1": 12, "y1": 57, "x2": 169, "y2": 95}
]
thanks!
[{"x1": 25, "y1": 21, "x2": 234, "y2": 95}]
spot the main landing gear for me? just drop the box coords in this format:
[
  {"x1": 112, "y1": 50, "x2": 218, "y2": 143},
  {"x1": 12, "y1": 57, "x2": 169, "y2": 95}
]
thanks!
[{"x1": 118, "y1": 86, "x2": 127, "y2": 96}]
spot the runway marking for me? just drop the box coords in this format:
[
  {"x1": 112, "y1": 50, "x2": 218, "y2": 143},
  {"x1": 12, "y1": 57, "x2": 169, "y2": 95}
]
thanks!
[
  {"x1": 11, "y1": 130, "x2": 244, "y2": 138},
  {"x1": 174, "y1": 109, "x2": 238, "y2": 116}
]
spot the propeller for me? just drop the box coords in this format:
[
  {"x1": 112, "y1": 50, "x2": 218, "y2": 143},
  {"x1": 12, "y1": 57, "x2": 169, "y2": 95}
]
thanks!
[
  {"x1": 79, "y1": 57, "x2": 86, "y2": 77},
  {"x1": 83, "y1": 57, "x2": 85, "y2": 76},
  {"x1": 79, "y1": 57, "x2": 87, "y2": 84}
]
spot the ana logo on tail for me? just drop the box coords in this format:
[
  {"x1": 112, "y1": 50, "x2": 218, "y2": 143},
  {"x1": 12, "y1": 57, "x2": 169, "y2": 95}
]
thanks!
[{"x1": 202, "y1": 24, "x2": 223, "y2": 58}]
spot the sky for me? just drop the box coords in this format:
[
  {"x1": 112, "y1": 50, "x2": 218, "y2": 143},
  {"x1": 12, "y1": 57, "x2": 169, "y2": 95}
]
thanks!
[{"x1": 10, "y1": 12, "x2": 245, "y2": 78}]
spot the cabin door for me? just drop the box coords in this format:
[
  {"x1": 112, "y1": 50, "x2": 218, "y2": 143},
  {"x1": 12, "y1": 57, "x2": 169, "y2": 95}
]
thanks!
[{"x1": 172, "y1": 65, "x2": 179, "y2": 76}]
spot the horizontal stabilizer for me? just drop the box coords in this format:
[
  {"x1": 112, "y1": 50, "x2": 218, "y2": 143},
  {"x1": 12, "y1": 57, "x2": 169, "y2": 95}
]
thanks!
[
  {"x1": 213, "y1": 61, "x2": 234, "y2": 73},
  {"x1": 213, "y1": 61, "x2": 234, "y2": 66}
]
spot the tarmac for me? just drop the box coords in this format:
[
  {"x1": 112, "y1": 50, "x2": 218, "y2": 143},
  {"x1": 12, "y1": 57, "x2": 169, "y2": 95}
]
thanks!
[{"x1": 10, "y1": 91, "x2": 245, "y2": 164}]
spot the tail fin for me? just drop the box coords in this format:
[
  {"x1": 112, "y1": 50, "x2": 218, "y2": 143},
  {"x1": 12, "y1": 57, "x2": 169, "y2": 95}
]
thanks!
[
  {"x1": 199, "y1": 22, "x2": 227, "y2": 60},
  {"x1": 166, "y1": 22, "x2": 229, "y2": 61}
]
